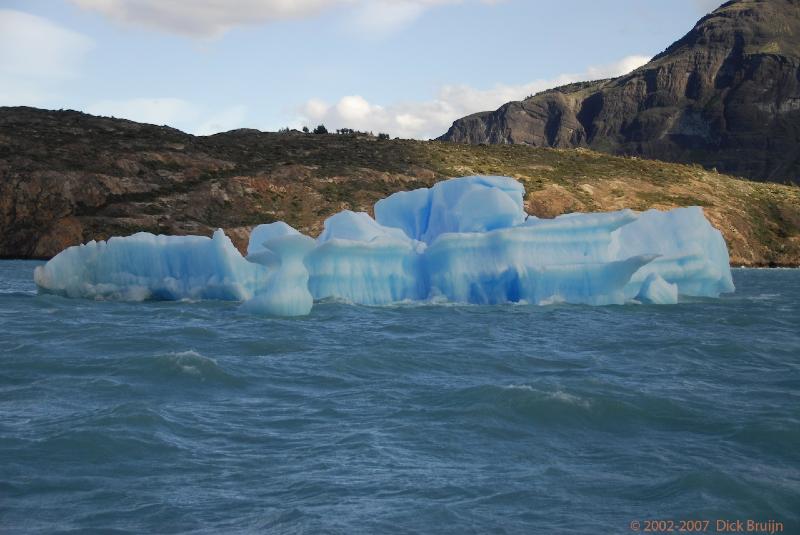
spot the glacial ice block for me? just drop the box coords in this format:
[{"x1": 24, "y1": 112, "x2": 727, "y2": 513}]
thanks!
[
  {"x1": 243, "y1": 223, "x2": 315, "y2": 316},
  {"x1": 317, "y1": 210, "x2": 414, "y2": 245},
  {"x1": 247, "y1": 221, "x2": 300, "y2": 255},
  {"x1": 613, "y1": 207, "x2": 735, "y2": 298},
  {"x1": 34, "y1": 230, "x2": 271, "y2": 301},
  {"x1": 520, "y1": 209, "x2": 640, "y2": 264},
  {"x1": 636, "y1": 273, "x2": 679, "y2": 305},
  {"x1": 375, "y1": 175, "x2": 526, "y2": 243},
  {"x1": 306, "y1": 211, "x2": 424, "y2": 304},
  {"x1": 422, "y1": 224, "x2": 656, "y2": 305},
  {"x1": 34, "y1": 175, "x2": 735, "y2": 314}
]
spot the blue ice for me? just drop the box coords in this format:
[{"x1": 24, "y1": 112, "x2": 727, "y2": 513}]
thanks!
[{"x1": 34, "y1": 176, "x2": 734, "y2": 315}]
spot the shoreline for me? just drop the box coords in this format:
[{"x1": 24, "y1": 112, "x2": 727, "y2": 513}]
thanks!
[{"x1": 2, "y1": 256, "x2": 798, "y2": 269}]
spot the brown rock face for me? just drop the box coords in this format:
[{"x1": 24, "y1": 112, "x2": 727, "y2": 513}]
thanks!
[{"x1": 440, "y1": 0, "x2": 800, "y2": 184}]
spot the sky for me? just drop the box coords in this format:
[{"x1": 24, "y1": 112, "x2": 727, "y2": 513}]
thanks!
[{"x1": 0, "y1": 0, "x2": 723, "y2": 139}]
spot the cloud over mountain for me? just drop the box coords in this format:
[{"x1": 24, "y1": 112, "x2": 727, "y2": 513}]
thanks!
[{"x1": 299, "y1": 55, "x2": 649, "y2": 139}]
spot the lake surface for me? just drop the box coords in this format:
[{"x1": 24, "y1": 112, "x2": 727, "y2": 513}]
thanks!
[{"x1": 1, "y1": 261, "x2": 798, "y2": 533}]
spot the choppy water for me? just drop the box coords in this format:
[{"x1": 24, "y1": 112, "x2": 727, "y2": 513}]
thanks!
[{"x1": 1, "y1": 261, "x2": 798, "y2": 534}]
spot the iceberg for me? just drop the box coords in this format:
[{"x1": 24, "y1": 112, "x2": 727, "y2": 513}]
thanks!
[
  {"x1": 375, "y1": 175, "x2": 526, "y2": 243},
  {"x1": 636, "y1": 273, "x2": 679, "y2": 305},
  {"x1": 242, "y1": 222, "x2": 315, "y2": 316},
  {"x1": 34, "y1": 175, "x2": 734, "y2": 315},
  {"x1": 33, "y1": 230, "x2": 271, "y2": 301},
  {"x1": 613, "y1": 207, "x2": 735, "y2": 298}
]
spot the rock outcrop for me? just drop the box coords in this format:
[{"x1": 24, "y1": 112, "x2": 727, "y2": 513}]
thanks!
[{"x1": 439, "y1": 0, "x2": 800, "y2": 184}]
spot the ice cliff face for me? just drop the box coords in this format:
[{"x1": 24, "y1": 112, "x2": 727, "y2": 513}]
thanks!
[{"x1": 34, "y1": 176, "x2": 734, "y2": 315}]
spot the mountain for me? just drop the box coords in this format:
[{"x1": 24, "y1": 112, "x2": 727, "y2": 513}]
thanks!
[
  {"x1": 2, "y1": 106, "x2": 798, "y2": 266},
  {"x1": 439, "y1": 0, "x2": 800, "y2": 184}
]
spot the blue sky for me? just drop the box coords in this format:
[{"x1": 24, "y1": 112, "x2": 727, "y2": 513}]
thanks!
[{"x1": 0, "y1": 0, "x2": 721, "y2": 138}]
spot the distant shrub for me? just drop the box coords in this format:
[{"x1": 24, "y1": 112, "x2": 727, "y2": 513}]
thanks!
[
  {"x1": 335, "y1": 128, "x2": 379, "y2": 136},
  {"x1": 313, "y1": 124, "x2": 328, "y2": 134},
  {"x1": 302, "y1": 126, "x2": 309, "y2": 133},
  {"x1": 377, "y1": 133, "x2": 390, "y2": 140},
  {"x1": 278, "y1": 127, "x2": 290, "y2": 133}
]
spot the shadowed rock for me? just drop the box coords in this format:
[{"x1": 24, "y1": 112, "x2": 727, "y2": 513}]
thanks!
[{"x1": 440, "y1": 0, "x2": 800, "y2": 184}]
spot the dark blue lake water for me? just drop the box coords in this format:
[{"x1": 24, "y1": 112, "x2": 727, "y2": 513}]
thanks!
[{"x1": 1, "y1": 261, "x2": 798, "y2": 534}]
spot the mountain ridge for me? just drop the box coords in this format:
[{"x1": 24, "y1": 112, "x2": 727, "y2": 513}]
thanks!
[{"x1": 439, "y1": 0, "x2": 800, "y2": 184}]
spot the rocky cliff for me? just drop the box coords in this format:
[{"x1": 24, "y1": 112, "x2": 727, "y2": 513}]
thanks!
[
  {"x1": 1, "y1": 106, "x2": 799, "y2": 266},
  {"x1": 440, "y1": 0, "x2": 800, "y2": 184}
]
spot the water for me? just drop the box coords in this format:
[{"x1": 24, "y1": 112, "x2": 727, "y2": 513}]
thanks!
[{"x1": 1, "y1": 261, "x2": 798, "y2": 534}]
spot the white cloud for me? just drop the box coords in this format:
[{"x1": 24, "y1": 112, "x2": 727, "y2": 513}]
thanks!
[
  {"x1": 298, "y1": 54, "x2": 651, "y2": 139},
  {"x1": 585, "y1": 54, "x2": 651, "y2": 80},
  {"x1": 0, "y1": 9, "x2": 94, "y2": 106},
  {"x1": 85, "y1": 97, "x2": 248, "y2": 135},
  {"x1": 349, "y1": 0, "x2": 501, "y2": 34},
  {"x1": 350, "y1": 0, "x2": 457, "y2": 35},
  {"x1": 70, "y1": 0, "x2": 343, "y2": 37},
  {"x1": 69, "y1": 0, "x2": 499, "y2": 37},
  {"x1": 304, "y1": 98, "x2": 330, "y2": 119},
  {"x1": 336, "y1": 95, "x2": 375, "y2": 121}
]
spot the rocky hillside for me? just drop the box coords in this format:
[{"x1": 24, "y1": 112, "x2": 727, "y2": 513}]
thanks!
[
  {"x1": 1, "y1": 107, "x2": 798, "y2": 266},
  {"x1": 440, "y1": 0, "x2": 800, "y2": 185}
]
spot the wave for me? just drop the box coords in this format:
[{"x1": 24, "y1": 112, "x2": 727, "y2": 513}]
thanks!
[
  {"x1": 146, "y1": 350, "x2": 244, "y2": 385},
  {"x1": 503, "y1": 384, "x2": 593, "y2": 409}
]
